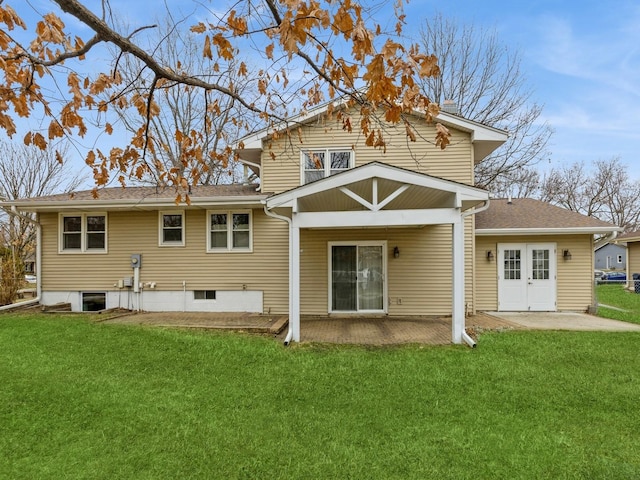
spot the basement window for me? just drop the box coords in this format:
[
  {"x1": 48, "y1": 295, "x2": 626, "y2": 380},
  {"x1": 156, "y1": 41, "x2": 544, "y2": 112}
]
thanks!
[
  {"x1": 82, "y1": 292, "x2": 106, "y2": 311},
  {"x1": 194, "y1": 290, "x2": 216, "y2": 300}
]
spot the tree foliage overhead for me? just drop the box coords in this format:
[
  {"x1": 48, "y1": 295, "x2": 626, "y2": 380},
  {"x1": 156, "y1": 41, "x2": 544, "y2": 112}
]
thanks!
[
  {"x1": 0, "y1": 0, "x2": 450, "y2": 200},
  {"x1": 109, "y1": 21, "x2": 245, "y2": 186}
]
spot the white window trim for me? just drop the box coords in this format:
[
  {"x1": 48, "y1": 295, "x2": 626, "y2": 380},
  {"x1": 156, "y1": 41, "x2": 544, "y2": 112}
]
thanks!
[
  {"x1": 159, "y1": 210, "x2": 185, "y2": 247},
  {"x1": 58, "y1": 212, "x2": 108, "y2": 254},
  {"x1": 617, "y1": 254, "x2": 623, "y2": 264},
  {"x1": 300, "y1": 147, "x2": 355, "y2": 184},
  {"x1": 206, "y1": 209, "x2": 253, "y2": 253}
]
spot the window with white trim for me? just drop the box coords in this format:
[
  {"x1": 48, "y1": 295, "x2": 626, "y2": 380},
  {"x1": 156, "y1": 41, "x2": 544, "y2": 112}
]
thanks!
[
  {"x1": 302, "y1": 148, "x2": 353, "y2": 184},
  {"x1": 617, "y1": 254, "x2": 623, "y2": 264},
  {"x1": 159, "y1": 211, "x2": 185, "y2": 246},
  {"x1": 207, "y1": 210, "x2": 252, "y2": 252},
  {"x1": 60, "y1": 213, "x2": 107, "y2": 253}
]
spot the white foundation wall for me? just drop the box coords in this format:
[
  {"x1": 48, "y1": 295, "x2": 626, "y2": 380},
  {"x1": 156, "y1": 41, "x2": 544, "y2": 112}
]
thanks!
[{"x1": 41, "y1": 290, "x2": 263, "y2": 313}]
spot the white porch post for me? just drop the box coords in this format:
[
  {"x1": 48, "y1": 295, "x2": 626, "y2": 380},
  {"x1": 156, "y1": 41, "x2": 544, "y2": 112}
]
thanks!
[
  {"x1": 291, "y1": 216, "x2": 301, "y2": 342},
  {"x1": 452, "y1": 216, "x2": 465, "y2": 344}
]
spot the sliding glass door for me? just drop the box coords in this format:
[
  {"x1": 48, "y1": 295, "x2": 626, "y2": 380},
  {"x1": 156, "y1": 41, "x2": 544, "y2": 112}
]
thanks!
[{"x1": 330, "y1": 243, "x2": 385, "y2": 313}]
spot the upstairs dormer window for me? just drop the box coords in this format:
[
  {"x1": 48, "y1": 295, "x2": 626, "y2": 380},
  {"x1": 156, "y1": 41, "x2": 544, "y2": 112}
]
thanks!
[{"x1": 302, "y1": 148, "x2": 353, "y2": 184}]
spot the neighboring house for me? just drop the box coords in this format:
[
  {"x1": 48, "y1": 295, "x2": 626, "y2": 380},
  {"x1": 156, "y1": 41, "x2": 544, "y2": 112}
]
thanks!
[
  {"x1": 614, "y1": 231, "x2": 640, "y2": 290},
  {"x1": 1, "y1": 103, "x2": 620, "y2": 344},
  {"x1": 594, "y1": 242, "x2": 626, "y2": 270}
]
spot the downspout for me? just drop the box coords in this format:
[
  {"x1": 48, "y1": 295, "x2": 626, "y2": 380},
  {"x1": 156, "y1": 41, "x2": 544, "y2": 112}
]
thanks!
[
  {"x1": 262, "y1": 203, "x2": 294, "y2": 346},
  {"x1": 455, "y1": 200, "x2": 490, "y2": 348},
  {"x1": 240, "y1": 160, "x2": 262, "y2": 192},
  {"x1": 596, "y1": 230, "x2": 621, "y2": 294},
  {"x1": 594, "y1": 230, "x2": 618, "y2": 250},
  {"x1": 0, "y1": 206, "x2": 41, "y2": 310}
]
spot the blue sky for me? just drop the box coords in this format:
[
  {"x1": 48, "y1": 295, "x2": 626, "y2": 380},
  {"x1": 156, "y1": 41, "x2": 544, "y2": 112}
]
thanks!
[
  {"x1": 403, "y1": 0, "x2": 640, "y2": 178},
  {"x1": 16, "y1": 0, "x2": 640, "y2": 182}
]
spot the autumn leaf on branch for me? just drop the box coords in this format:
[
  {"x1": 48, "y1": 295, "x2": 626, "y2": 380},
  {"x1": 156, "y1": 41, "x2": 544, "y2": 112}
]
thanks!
[{"x1": 0, "y1": 0, "x2": 446, "y2": 191}]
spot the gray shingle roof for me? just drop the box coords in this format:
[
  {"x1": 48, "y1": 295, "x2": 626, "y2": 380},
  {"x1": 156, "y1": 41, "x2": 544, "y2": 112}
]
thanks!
[
  {"x1": 616, "y1": 230, "x2": 640, "y2": 242},
  {"x1": 17, "y1": 184, "x2": 264, "y2": 203},
  {"x1": 476, "y1": 198, "x2": 617, "y2": 231}
]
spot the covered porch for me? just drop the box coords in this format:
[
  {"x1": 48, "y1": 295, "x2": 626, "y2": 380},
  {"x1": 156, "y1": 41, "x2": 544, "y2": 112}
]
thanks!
[{"x1": 264, "y1": 162, "x2": 490, "y2": 345}]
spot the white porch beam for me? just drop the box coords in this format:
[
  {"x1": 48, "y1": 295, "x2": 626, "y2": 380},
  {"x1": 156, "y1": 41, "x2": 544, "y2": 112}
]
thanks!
[
  {"x1": 294, "y1": 208, "x2": 459, "y2": 228},
  {"x1": 291, "y1": 218, "x2": 301, "y2": 342},
  {"x1": 451, "y1": 217, "x2": 464, "y2": 344}
]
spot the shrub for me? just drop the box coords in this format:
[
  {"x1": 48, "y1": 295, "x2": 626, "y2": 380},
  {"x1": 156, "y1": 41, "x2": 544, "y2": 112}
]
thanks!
[{"x1": 0, "y1": 254, "x2": 21, "y2": 305}]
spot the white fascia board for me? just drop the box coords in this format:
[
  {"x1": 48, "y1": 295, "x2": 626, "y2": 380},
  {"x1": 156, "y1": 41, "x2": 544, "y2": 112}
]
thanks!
[
  {"x1": 475, "y1": 226, "x2": 622, "y2": 236},
  {"x1": 435, "y1": 111, "x2": 509, "y2": 142},
  {"x1": 7, "y1": 196, "x2": 268, "y2": 212},
  {"x1": 235, "y1": 98, "x2": 350, "y2": 150}
]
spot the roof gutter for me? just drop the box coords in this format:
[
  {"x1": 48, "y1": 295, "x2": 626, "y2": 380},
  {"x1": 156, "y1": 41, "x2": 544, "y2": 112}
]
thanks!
[
  {"x1": 0, "y1": 205, "x2": 41, "y2": 310},
  {"x1": 476, "y1": 226, "x2": 623, "y2": 236},
  {"x1": 7, "y1": 195, "x2": 268, "y2": 212}
]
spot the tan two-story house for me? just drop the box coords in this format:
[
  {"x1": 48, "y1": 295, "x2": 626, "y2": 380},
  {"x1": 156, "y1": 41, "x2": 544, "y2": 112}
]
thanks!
[{"x1": 2, "y1": 103, "x2": 618, "y2": 344}]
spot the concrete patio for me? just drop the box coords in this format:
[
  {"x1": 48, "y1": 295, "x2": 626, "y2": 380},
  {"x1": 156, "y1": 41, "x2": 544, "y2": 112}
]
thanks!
[{"x1": 96, "y1": 310, "x2": 519, "y2": 345}]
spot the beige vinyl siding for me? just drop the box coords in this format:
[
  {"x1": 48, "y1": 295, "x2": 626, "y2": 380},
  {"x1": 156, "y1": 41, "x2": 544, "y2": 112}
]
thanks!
[
  {"x1": 300, "y1": 222, "x2": 474, "y2": 316},
  {"x1": 261, "y1": 112, "x2": 474, "y2": 193},
  {"x1": 475, "y1": 236, "x2": 499, "y2": 311},
  {"x1": 556, "y1": 235, "x2": 595, "y2": 311},
  {"x1": 627, "y1": 242, "x2": 640, "y2": 289},
  {"x1": 475, "y1": 234, "x2": 595, "y2": 312},
  {"x1": 39, "y1": 209, "x2": 290, "y2": 314}
]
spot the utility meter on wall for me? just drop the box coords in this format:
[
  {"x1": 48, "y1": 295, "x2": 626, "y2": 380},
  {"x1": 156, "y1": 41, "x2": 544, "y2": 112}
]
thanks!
[{"x1": 130, "y1": 254, "x2": 142, "y2": 268}]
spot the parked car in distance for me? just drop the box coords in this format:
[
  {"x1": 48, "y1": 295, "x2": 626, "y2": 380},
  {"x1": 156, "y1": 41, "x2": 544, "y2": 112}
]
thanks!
[
  {"x1": 24, "y1": 274, "x2": 36, "y2": 284},
  {"x1": 594, "y1": 270, "x2": 604, "y2": 280},
  {"x1": 599, "y1": 271, "x2": 626, "y2": 283}
]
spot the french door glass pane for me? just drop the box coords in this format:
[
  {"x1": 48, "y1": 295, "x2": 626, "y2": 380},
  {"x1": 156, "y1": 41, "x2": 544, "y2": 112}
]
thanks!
[
  {"x1": 531, "y1": 249, "x2": 550, "y2": 280},
  {"x1": 503, "y1": 249, "x2": 521, "y2": 280},
  {"x1": 358, "y1": 246, "x2": 383, "y2": 310}
]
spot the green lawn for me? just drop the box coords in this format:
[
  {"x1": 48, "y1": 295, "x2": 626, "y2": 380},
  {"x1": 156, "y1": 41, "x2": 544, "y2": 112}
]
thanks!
[
  {"x1": 2, "y1": 314, "x2": 640, "y2": 479},
  {"x1": 596, "y1": 284, "x2": 640, "y2": 323}
]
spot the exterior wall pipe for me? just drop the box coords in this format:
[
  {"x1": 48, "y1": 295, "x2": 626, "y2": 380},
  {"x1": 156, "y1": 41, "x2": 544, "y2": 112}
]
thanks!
[
  {"x1": 262, "y1": 203, "x2": 294, "y2": 345},
  {"x1": 454, "y1": 200, "x2": 490, "y2": 346},
  {"x1": 239, "y1": 159, "x2": 263, "y2": 192}
]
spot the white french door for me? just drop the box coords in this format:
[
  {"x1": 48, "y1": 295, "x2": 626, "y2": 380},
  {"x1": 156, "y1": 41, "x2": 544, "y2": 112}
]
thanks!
[
  {"x1": 329, "y1": 242, "x2": 387, "y2": 313},
  {"x1": 498, "y1": 243, "x2": 556, "y2": 311}
]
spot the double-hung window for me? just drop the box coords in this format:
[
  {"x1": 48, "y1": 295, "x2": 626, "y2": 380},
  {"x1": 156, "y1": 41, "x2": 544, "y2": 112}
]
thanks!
[
  {"x1": 302, "y1": 148, "x2": 353, "y2": 184},
  {"x1": 207, "y1": 210, "x2": 252, "y2": 252},
  {"x1": 60, "y1": 213, "x2": 107, "y2": 253},
  {"x1": 159, "y1": 211, "x2": 185, "y2": 246}
]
